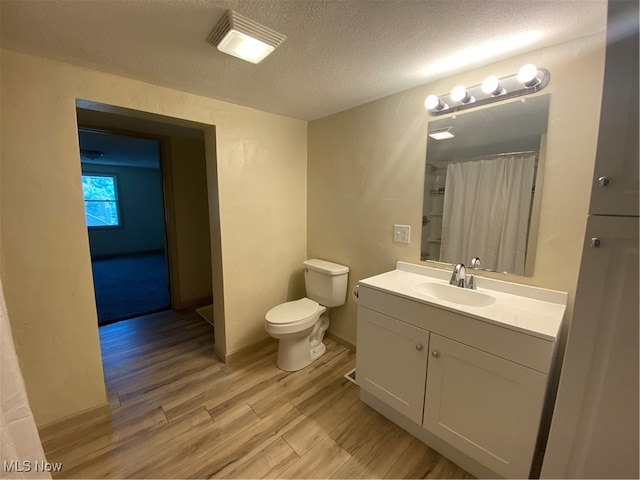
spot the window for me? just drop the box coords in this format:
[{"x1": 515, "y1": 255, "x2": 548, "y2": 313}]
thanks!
[{"x1": 82, "y1": 174, "x2": 120, "y2": 227}]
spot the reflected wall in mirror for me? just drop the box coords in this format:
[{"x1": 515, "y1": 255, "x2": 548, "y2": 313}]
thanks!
[{"x1": 421, "y1": 94, "x2": 550, "y2": 276}]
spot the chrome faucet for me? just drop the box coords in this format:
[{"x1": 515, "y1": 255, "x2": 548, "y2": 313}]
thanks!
[
  {"x1": 450, "y1": 258, "x2": 481, "y2": 289},
  {"x1": 449, "y1": 263, "x2": 467, "y2": 288}
]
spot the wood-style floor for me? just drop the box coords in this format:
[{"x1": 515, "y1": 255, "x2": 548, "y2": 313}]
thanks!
[{"x1": 40, "y1": 309, "x2": 472, "y2": 479}]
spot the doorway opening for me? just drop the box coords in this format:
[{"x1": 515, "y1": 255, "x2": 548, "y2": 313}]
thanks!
[
  {"x1": 76, "y1": 104, "x2": 216, "y2": 331},
  {"x1": 79, "y1": 130, "x2": 170, "y2": 325}
]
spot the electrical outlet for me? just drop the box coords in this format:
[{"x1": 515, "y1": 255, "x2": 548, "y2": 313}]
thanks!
[{"x1": 393, "y1": 224, "x2": 411, "y2": 244}]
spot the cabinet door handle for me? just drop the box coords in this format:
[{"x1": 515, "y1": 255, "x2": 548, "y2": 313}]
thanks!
[
  {"x1": 590, "y1": 237, "x2": 603, "y2": 248},
  {"x1": 416, "y1": 344, "x2": 423, "y2": 351},
  {"x1": 432, "y1": 351, "x2": 440, "y2": 358}
]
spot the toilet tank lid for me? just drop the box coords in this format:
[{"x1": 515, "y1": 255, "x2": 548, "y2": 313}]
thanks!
[{"x1": 304, "y1": 259, "x2": 349, "y2": 275}]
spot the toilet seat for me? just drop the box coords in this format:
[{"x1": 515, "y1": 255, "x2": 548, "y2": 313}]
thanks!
[{"x1": 265, "y1": 297, "x2": 320, "y2": 329}]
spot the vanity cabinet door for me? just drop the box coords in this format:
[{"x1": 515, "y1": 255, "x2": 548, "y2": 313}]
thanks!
[
  {"x1": 423, "y1": 333, "x2": 547, "y2": 479},
  {"x1": 356, "y1": 306, "x2": 430, "y2": 424}
]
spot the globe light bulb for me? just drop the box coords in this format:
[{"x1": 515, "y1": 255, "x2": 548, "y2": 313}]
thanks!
[
  {"x1": 451, "y1": 85, "x2": 468, "y2": 102},
  {"x1": 517, "y1": 64, "x2": 539, "y2": 86},
  {"x1": 481, "y1": 76, "x2": 502, "y2": 95},
  {"x1": 424, "y1": 95, "x2": 441, "y2": 110}
]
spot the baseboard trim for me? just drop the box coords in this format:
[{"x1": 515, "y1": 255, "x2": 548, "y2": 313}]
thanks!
[
  {"x1": 216, "y1": 333, "x2": 352, "y2": 365},
  {"x1": 224, "y1": 336, "x2": 277, "y2": 365},
  {"x1": 213, "y1": 344, "x2": 226, "y2": 363},
  {"x1": 37, "y1": 401, "x2": 110, "y2": 437},
  {"x1": 326, "y1": 331, "x2": 356, "y2": 351},
  {"x1": 175, "y1": 295, "x2": 214, "y2": 311}
]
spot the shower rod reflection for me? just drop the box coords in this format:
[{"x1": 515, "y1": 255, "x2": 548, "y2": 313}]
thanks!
[{"x1": 430, "y1": 150, "x2": 538, "y2": 167}]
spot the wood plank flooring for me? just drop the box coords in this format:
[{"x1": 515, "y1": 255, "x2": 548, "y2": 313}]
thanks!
[{"x1": 40, "y1": 309, "x2": 473, "y2": 479}]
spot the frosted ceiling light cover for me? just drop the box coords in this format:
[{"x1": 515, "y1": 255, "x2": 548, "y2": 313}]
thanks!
[
  {"x1": 218, "y1": 30, "x2": 275, "y2": 64},
  {"x1": 207, "y1": 11, "x2": 286, "y2": 64}
]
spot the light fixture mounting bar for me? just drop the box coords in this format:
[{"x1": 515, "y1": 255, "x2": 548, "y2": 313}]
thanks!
[{"x1": 428, "y1": 68, "x2": 550, "y2": 116}]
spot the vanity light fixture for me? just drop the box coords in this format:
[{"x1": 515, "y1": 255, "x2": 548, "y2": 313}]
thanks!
[
  {"x1": 207, "y1": 10, "x2": 286, "y2": 64},
  {"x1": 428, "y1": 127, "x2": 455, "y2": 140},
  {"x1": 425, "y1": 64, "x2": 550, "y2": 115}
]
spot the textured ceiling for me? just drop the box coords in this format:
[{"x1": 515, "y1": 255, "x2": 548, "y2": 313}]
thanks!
[{"x1": 0, "y1": 0, "x2": 607, "y2": 121}]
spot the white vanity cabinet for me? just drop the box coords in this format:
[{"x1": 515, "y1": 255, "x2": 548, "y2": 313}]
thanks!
[{"x1": 356, "y1": 266, "x2": 566, "y2": 479}]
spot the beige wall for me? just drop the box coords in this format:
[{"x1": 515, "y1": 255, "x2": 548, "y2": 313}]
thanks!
[
  {"x1": 308, "y1": 34, "x2": 606, "y2": 346},
  {"x1": 168, "y1": 136, "x2": 213, "y2": 307},
  {"x1": 0, "y1": 50, "x2": 307, "y2": 427}
]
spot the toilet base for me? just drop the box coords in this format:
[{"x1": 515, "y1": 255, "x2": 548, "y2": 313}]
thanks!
[
  {"x1": 275, "y1": 312, "x2": 330, "y2": 372},
  {"x1": 310, "y1": 339, "x2": 326, "y2": 361},
  {"x1": 276, "y1": 336, "x2": 314, "y2": 371}
]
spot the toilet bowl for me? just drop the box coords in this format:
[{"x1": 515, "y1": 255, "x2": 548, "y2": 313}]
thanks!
[
  {"x1": 265, "y1": 259, "x2": 349, "y2": 372},
  {"x1": 265, "y1": 298, "x2": 328, "y2": 371}
]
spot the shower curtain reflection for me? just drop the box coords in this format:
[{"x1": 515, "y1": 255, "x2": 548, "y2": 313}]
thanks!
[{"x1": 440, "y1": 154, "x2": 536, "y2": 275}]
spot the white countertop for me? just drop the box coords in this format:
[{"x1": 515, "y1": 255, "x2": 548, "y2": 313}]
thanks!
[{"x1": 359, "y1": 262, "x2": 567, "y2": 341}]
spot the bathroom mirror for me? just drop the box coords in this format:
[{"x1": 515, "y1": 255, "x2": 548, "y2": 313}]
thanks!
[{"x1": 421, "y1": 94, "x2": 550, "y2": 276}]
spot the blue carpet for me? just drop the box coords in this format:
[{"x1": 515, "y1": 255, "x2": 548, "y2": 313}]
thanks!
[{"x1": 91, "y1": 252, "x2": 170, "y2": 325}]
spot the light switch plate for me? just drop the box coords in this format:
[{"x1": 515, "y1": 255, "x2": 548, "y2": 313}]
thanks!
[{"x1": 393, "y1": 224, "x2": 411, "y2": 244}]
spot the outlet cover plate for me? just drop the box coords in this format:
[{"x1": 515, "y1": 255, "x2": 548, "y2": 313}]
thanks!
[{"x1": 393, "y1": 224, "x2": 411, "y2": 244}]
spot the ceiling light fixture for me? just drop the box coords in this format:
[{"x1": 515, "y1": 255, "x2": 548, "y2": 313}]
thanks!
[
  {"x1": 207, "y1": 11, "x2": 286, "y2": 64},
  {"x1": 80, "y1": 149, "x2": 104, "y2": 160},
  {"x1": 424, "y1": 65, "x2": 550, "y2": 115}
]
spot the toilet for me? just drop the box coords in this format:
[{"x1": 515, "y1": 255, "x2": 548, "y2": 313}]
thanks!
[{"x1": 265, "y1": 259, "x2": 349, "y2": 371}]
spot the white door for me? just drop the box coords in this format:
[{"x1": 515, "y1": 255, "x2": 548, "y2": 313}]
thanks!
[
  {"x1": 541, "y1": 0, "x2": 639, "y2": 477},
  {"x1": 589, "y1": 0, "x2": 639, "y2": 216},
  {"x1": 424, "y1": 333, "x2": 547, "y2": 479},
  {"x1": 541, "y1": 215, "x2": 639, "y2": 478},
  {"x1": 356, "y1": 306, "x2": 430, "y2": 424}
]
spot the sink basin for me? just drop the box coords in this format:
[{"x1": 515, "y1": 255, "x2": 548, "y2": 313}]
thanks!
[{"x1": 413, "y1": 281, "x2": 496, "y2": 307}]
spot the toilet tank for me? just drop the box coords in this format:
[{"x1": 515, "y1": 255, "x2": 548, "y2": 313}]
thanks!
[{"x1": 303, "y1": 259, "x2": 349, "y2": 307}]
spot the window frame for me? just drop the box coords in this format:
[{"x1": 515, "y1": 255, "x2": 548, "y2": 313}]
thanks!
[{"x1": 81, "y1": 173, "x2": 123, "y2": 229}]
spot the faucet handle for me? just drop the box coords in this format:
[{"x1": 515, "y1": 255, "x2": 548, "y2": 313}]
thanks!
[{"x1": 470, "y1": 257, "x2": 481, "y2": 269}]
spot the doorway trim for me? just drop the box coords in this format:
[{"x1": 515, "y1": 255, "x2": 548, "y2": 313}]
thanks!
[{"x1": 75, "y1": 100, "x2": 226, "y2": 361}]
